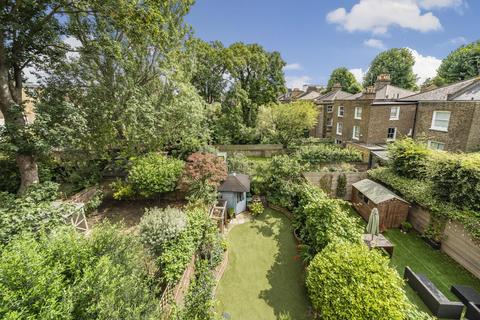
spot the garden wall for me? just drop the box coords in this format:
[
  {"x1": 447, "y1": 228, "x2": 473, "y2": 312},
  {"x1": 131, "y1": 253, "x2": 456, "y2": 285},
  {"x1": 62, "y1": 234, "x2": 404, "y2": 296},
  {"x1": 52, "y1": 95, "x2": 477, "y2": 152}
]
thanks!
[
  {"x1": 215, "y1": 144, "x2": 284, "y2": 157},
  {"x1": 303, "y1": 171, "x2": 367, "y2": 200}
]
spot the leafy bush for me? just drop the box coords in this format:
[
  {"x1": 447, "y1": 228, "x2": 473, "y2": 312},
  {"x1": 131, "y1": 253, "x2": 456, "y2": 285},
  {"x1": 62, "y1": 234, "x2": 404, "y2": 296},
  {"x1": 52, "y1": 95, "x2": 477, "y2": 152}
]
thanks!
[
  {"x1": 261, "y1": 155, "x2": 305, "y2": 209},
  {"x1": 0, "y1": 223, "x2": 161, "y2": 319},
  {"x1": 0, "y1": 157, "x2": 20, "y2": 193},
  {"x1": 388, "y1": 138, "x2": 430, "y2": 179},
  {"x1": 0, "y1": 182, "x2": 75, "y2": 245},
  {"x1": 296, "y1": 144, "x2": 362, "y2": 166},
  {"x1": 227, "y1": 152, "x2": 252, "y2": 175},
  {"x1": 335, "y1": 173, "x2": 347, "y2": 198},
  {"x1": 248, "y1": 198, "x2": 265, "y2": 216},
  {"x1": 429, "y1": 152, "x2": 480, "y2": 211},
  {"x1": 139, "y1": 206, "x2": 187, "y2": 255},
  {"x1": 113, "y1": 153, "x2": 184, "y2": 199},
  {"x1": 181, "y1": 152, "x2": 227, "y2": 205},
  {"x1": 369, "y1": 167, "x2": 480, "y2": 240},
  {"x1": 306, "y1": 241, "x2": 425, "y2": 320}
]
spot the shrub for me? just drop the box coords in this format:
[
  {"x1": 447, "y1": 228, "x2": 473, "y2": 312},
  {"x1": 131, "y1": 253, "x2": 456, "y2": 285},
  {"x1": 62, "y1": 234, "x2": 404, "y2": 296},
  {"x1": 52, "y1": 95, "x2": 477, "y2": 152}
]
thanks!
[
  {"x1": 296, "y1": 144, "x2": 362, "y2": 166},
  {"x1": 306, "y1": 241, "x2": 419, "y2": 320},
  {"x1": 248, "y1": 198, "x2": 264, "y2": 217},
  {"x1": 388, "y1": 138, "x2": 430, "y2": 179},
  {"x1": 139, "y1": 207, "x2": 187, "y2": 255},
  {"x1": 261, "y1": 155, "x2": 305, "y2": 209},
  {"x1": 0, "y1": 223, "x2": 161, "y2": 319},
  {"x1": 227, "y1": 152, "x2": 252, "y2": 175},
  {"x1": 0, "y1": 182, "x2": 75, "y2": 245},
  {"x1": 335, "y1": 173, "x2": 347, "y2": 198},
  {"x1": 113, "y1": 153, "x2": 184, "y2": 199},
  {"x1": 429, "y1": 152, "x2": 480, "y2": 211},
  {"x1": 181, "y1": 152, "x2": 227, "y2": 205}
]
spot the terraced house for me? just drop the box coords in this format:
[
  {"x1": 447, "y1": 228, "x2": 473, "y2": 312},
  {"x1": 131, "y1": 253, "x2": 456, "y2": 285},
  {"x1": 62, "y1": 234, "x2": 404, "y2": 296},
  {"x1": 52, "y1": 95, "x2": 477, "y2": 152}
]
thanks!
[{"x1": 307, "y1": 75, "x2": 480, "y2": 153}]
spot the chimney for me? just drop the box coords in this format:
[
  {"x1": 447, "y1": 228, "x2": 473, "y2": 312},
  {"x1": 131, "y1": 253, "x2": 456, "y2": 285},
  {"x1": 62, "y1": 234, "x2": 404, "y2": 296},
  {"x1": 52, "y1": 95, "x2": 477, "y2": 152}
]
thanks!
[
  {"x1": 332, "y1": 83, "x2": 342, "y2": 92},
  {"x1": 375, "y1": 74, "x2": 391, "y2": 91},
  {"x1": 362, "y1": 86, "x2": 376, "y2": 99}
]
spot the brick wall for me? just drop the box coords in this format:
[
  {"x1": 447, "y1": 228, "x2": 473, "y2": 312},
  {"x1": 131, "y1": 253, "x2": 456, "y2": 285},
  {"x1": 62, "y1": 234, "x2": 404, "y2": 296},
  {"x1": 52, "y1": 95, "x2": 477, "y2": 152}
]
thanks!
[{"x1": 365, "y1": 103, "x2": 416, "y2": 144}]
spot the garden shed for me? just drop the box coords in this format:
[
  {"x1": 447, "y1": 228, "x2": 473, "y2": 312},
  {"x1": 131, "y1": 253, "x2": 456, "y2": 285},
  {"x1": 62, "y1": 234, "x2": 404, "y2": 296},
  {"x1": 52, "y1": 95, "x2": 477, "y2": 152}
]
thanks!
[
  {"x1": 219, "y1": 173, "x2": 250, "y2": 215},
  {"x1": 352, "y1": 179, "x2": 410, "y2": 232}
]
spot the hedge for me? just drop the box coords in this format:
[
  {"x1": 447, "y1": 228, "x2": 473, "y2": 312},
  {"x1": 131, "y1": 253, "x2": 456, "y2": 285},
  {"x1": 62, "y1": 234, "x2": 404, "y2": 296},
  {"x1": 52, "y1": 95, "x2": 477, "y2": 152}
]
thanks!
[{"x1": 296, "y1": 144, "x2": 362, "y2": 165}]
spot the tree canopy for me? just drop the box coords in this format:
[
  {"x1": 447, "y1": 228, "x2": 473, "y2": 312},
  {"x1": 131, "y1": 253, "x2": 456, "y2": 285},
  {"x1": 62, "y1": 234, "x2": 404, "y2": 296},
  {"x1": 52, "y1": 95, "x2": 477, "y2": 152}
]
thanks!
[
  {"x1": 435, "y1": 40, "x2": 480, "y2": 85},
  {"x1": 326, "y1": 67, "x2": 362, "y2": 94},
  {"x1": 363, "y1": 48, "x2": 417, "y2": 90}
]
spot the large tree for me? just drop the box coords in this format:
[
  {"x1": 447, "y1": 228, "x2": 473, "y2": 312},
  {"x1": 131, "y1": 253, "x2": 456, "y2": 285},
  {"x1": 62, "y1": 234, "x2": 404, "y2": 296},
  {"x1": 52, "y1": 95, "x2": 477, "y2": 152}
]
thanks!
[
  {"x1": 435, "y1": 40, "x2": 480, "y2": 85},
  {"x1": 0, "y1": 0, "x2": 195, "y2": 193},
  {"x1": 363, "y1": 48, "x2": 417, "y2": 90},
  {"x1": 326, "y1": 67, "x2": 362, "y2": 94}
]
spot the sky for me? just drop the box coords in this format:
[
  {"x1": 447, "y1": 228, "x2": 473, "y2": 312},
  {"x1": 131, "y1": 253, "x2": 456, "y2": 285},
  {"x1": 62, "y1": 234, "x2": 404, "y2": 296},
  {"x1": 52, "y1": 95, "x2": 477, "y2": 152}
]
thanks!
[{"x1": 186, "y1": 0, "x2": 479, "y2": 89}]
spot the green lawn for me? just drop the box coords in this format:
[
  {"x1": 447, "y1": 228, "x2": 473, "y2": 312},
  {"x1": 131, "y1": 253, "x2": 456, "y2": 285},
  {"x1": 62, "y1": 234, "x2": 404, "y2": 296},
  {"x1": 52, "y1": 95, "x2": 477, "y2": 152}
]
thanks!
[
  {"x1": 216, "y1": 209, "x2": 311, "y2": 320},
  {"x1": 384, "y1": 229, "x2": 480, "y2": 313}
]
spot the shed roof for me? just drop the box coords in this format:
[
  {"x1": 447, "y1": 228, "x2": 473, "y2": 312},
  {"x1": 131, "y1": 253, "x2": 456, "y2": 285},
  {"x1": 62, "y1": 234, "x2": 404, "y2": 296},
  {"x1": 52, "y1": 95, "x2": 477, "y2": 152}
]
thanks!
[
  {"x1": 219, "y1": 173, "x2": 250, "y2": 193},
  {"x1": 352, "y1": 179, "x2": 408, "y2": 205}
]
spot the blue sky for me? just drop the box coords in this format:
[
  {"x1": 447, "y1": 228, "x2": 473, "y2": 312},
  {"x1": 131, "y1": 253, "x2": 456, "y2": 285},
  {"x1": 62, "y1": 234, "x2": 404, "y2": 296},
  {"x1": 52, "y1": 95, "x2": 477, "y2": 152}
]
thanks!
[{"x1": 186, "y1": 0, "x2": 479, "y2": 89}]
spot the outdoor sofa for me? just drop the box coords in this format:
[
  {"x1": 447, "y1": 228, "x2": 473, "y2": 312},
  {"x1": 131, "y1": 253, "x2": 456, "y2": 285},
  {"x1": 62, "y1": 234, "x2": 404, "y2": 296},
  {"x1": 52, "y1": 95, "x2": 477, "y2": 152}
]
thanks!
[
  {"x1": 404, "y1": 266, "x2": 464, "y2": 319},
  {"x1": 451, "y1": 285, "x2": 480, "y2": 320}
]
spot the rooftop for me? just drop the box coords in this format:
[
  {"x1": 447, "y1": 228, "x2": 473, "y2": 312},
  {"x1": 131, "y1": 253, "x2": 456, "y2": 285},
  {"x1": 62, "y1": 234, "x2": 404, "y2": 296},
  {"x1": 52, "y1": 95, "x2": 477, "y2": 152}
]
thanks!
[
  {"x1": 219, "y1": 173, "x2": 250, "y2": 193},
  {"x1": 401, "y1": 77, "x2": 480, "y2": 101},
  {"x1": 352, "y1": 179, "x2": 408, "y2": 204}
]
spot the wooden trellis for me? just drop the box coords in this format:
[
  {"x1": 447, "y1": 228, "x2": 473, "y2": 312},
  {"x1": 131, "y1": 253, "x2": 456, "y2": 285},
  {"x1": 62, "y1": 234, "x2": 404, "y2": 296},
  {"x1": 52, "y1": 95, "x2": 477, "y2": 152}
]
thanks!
[{"x1": 209, "y1": 200, "x2": 228, "y2": 233}]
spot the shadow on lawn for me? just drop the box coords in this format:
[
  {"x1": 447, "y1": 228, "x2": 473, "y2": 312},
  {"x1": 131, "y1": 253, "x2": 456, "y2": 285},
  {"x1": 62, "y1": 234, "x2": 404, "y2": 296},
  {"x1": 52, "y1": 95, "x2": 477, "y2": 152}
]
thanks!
[{"x1": 251, "y1": 211, "x2": 312, "y2": 320}]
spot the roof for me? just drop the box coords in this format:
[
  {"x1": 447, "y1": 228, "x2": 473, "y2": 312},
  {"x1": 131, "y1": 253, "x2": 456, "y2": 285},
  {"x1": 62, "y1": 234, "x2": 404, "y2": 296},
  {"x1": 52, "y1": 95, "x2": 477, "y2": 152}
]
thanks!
[
  {"x1": 316, "y1": 89, "x2": 353, "y2": 102},
  {"x1": 352, "y1": 179, "x2": 408, "y2": 205},
  {"x1": 375, "y1": 85, "x2": 417, "y2": 100},
  {"x1": 219, "y1": 173, "x2": 250, "y2": 193},
  {"x1": 401, "y1": 77, "x2": 480, "y2": 101},
  {"x1": 298, "y1": 91, "x2": 322, "y2": 100}
]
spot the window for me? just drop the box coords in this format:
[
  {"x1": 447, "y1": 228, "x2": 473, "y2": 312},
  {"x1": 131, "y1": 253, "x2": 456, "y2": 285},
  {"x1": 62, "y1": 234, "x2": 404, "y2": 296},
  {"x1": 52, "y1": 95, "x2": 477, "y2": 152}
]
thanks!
[
  {"x1": 236, "y1": 192, "x2": 245, "y2": 203},
  {"x1": 431, "y1": 111, "x2": 451, "y2": 132},
  {"x1": 338, "y1": 106, "x2": 344, "y2": 117},
  {"x1": 352, "y1": 125, "x2": 360, "y2": 140},
  {"x1": 327, "y1": 117, "x2": 333, "y2": 127},
  {"x1": 390, "y1": 106, "x2": 400, "y2": 120},
  {"x1": 428, "y1": 140, "x2": 445, "y2": 151},
  {"x1": 336, "y1": 122, "x2": 343, "y2": 135},
  {"x1": 354, "y1": 107, "x2": 362, "y2": 119},
  {"x1": 360, "y1": 192, "x2": 369, "y2": 204},
  {"x1": 327, "y1": 105, "x2": 333, "y2": 113},
  {"x1": 387, "y1": 127, "x2": 397, "y2": 141}
]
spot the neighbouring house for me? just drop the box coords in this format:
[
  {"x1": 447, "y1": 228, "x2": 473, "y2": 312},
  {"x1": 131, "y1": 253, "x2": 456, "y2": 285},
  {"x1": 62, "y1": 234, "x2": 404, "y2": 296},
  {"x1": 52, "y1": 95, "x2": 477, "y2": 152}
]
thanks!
[
  {"x1": 330, "y1": 74, "x2": 417, "y2": 145},
  {"x1": 219, "y1": 173, "x2": 250, "y2": 215},
  {"x1": 312, "y1": 83, "x2": 354, "y2": 138},
  {"x1": 352, "y1": 179, "x2": 410, "y2": 232},
  {"x1": 400, "y1": 77, "x2": 480, "y2": 152},
  {"x1": 0, "y1": 84, "x2": 38, "y2": 127}
]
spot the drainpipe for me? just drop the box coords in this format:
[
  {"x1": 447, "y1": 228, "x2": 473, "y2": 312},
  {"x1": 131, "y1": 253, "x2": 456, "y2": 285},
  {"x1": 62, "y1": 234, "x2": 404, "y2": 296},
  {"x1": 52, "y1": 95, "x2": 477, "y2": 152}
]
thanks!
[{"x1": 412, "y1": 102, "x2": 419, "y2": 138}]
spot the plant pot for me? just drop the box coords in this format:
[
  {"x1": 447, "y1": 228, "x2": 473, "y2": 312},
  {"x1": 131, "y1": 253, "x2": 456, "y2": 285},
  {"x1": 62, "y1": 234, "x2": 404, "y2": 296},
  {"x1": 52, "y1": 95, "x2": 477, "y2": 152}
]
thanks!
[
  {"x1": 423, "y1": 237, "x2": 441, "y2": 250},
  {"x1": 293, "y1": 228, "x2": 302, "y2": 244}
]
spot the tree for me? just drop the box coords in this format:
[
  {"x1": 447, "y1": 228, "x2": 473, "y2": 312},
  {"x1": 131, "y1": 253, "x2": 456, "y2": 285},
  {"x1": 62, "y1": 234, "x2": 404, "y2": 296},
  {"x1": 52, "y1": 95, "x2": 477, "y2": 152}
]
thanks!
[
  {"x1": 326, "y1": 67, "x2": 362, "y2": 93},
  {"x1": 257, "y1": 101, "x2": 318, "y2": 146},
  {"x1": 0, "y1": 0, "x2": 195, "y2": 193},
  {"x1": 306, "y1": 242, "x2": 418, "y2": 320},
  {"x1": 363, "y1": 48, "x2": 417, "y2": 90},
  {"x1": 435, "y1": 40, "x2": 480, "y2": 85},
  {"x1": 225, "y1": 43, "x2": 286, "y2": 127}
]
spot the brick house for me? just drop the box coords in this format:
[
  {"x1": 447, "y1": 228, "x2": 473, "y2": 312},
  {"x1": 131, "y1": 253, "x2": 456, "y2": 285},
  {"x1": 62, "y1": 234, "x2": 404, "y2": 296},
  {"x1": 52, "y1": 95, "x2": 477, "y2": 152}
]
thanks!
[
  {"x1": 400, "y1": 77, "x2": 480, "y2": 152},
  {"x1": 330, "y1": 75, "x2": 417, "y2": 145},
  {"x1": 0, "y1": 86, "x2": 37, "y2": 127}
]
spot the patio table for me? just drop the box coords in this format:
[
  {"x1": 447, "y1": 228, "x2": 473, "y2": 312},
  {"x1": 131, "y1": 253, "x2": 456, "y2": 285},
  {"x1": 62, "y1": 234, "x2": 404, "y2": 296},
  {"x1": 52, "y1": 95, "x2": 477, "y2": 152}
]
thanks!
[{"x1": 363, "y1": 234, "x2": 394, "y2": 257}]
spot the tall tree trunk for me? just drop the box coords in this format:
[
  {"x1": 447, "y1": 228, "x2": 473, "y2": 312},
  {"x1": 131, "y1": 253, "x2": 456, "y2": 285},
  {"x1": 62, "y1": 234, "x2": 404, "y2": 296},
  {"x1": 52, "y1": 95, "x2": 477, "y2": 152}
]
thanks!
[{"x1": 0, "y1": 34, "x2": 39, "y2": 194}]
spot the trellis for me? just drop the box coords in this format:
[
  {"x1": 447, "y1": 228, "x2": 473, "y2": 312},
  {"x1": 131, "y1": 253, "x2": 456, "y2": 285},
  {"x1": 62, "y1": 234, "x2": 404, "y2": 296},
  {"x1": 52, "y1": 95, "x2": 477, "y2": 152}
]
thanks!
[{"x1": 209, "y1": 199, "x2": 228, "y2": 233}]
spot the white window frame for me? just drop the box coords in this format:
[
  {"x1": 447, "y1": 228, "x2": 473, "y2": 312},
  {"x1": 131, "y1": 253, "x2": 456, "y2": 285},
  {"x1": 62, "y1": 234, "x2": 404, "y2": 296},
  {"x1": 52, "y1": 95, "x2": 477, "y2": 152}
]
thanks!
[
  {"x1": 427, "y1": 140, "x2": 445, "y2": 151},
  {"x1": 390, "y1": 106, "x2": 400, "y2": 120},
  {"x1": 354, "y1": 107, "x2": 362, "y2": 120},
  {"x1": 430, "y1": 111, "x2": 451, "y2": 132},
  {"x1": 338, "y1": 106, "x2": 344, "y2": 117},
  {"x1": 327, "y1": 117, "x2": 333, "y2": 127},
  {"x1": 327, "y1": 105, "x2": 333, "y2": 113},
  {"x1": 352, "y1": 125, "x2": 360, "y2": 140},
  {"x1": 387, "y1": 127, "x2": 397, "y2": 141},
  {"x1": 336, "y1": 122, "x2": 343, "y2": 135}
]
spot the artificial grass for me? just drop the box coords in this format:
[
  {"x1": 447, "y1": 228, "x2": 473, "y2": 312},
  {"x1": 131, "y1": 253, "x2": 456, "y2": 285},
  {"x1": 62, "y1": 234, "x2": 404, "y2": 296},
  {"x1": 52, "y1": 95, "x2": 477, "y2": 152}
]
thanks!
[
  {"x1": 384, "y1": 229, "x2": 480, "y2": 313},
  {"x1": 216, "y1": 209, "x2": 311, "y2": 320}
]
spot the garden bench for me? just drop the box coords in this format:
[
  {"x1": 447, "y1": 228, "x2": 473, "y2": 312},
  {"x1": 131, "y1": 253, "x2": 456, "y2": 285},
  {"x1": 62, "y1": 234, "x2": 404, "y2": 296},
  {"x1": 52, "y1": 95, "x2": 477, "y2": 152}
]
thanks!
[
  {"x1": 404, "y1": 267, "x2": 463, "y2": 319},
  {"x1": 451, "y1": 285, "x2": 480, "y2": 320}
]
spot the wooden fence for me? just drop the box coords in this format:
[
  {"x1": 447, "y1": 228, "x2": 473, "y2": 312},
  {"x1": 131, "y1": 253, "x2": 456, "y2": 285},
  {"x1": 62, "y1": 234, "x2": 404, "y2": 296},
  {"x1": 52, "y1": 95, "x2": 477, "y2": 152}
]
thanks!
[
  {"x1": 303, "y1": 171, "x2": 367, "y2": 200},
  {"x1": 215, "y1": 144, "x2": 284, "y2": 157}
]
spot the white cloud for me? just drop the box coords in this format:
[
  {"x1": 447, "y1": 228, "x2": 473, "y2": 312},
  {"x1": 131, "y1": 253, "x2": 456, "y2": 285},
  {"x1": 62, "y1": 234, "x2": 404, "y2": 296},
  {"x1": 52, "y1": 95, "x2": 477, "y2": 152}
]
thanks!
[
  {"x1": 349, "y1": 68, "x2": 365, "y2": 83},
  {"x1": 447, "y1": 36, "x2": 468, "y2": 45},
  {"x1": 285, "y1": 75, "x2": 312, "y2": 89},
  {"x1": 63, "y1": 36, "x2": 82, "y2": 60},
  {"x1": 284, "y1": 63, "x2": 302, "y2": 71},
  {"x1": 418, "y1": 0, "x2": 463, "y2": 9},
  {"x1": 408, "y1": 48, "x2": 442, "y2": 84},
  {"x1": 326, "y1": 0, "x2": 442, "y2": 34},
  {"x1": 364, "y1": 38, "x2": 385, "y2": 49}
]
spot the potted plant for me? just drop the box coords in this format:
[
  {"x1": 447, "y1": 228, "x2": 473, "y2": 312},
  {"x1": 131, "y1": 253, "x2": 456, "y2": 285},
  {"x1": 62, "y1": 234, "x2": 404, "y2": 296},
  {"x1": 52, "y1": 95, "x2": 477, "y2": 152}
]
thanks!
[{"x1": 400, "y1": 221, "x2": 413, "y2": 233}]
